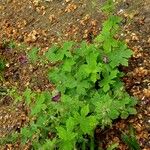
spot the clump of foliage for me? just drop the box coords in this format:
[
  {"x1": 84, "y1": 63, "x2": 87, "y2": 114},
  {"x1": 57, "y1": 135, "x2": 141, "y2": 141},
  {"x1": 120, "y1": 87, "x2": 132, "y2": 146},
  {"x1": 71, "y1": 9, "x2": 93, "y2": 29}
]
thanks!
[{"x1": 4, "y1": 1, "x2": 137, "y2": 149}]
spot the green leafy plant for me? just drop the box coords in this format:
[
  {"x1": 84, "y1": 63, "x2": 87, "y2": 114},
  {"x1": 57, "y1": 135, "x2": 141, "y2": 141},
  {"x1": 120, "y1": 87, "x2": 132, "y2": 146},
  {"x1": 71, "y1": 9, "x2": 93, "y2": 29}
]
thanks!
[
  {"x1": 0, "y1": 132, "x2": 19, "y2": 146},
  {"x1": 0, "y1": 58, "x2": 5, "y2": 71},
  {"x1": 107, "y1": 143, "x2": 119, "y2": 150},
  {"x1": 101, "y1": 0, "x2": 116, "y2": 13},
  {"x1": 0, "y1": 58, "x2": 5, "y2": 81},
  {"x1": 27, "y1": 47, "x2": 40, "y2": 63},
  {"x1": 121, "y1": 126, "x2": 141, "y2": 150},
  {"x1": 4, "y1": 1, "x2": 137, "y2": 149},
  {"x1": 8, "y1": 40, "x2": 16, "y2": 49}
]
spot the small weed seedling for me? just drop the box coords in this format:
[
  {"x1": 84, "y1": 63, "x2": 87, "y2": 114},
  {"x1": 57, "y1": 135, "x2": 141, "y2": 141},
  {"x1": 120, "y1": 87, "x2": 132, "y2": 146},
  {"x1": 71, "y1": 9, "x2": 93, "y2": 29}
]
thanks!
[
  {"x1": 121, "y1": 126, "x2": 141, "y2": 150},
  {"x1": 0, "y1": 58, "x2": 5, "y2": 81}
]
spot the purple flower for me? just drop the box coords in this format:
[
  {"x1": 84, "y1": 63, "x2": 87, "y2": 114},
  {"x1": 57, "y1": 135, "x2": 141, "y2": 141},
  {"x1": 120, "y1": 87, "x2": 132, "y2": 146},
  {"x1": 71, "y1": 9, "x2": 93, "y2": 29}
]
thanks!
[
  {"x1": 52, "y1": 89, "x2": 61, "y2": 102},
  {"x1": 52, "y1": 93, "x2": 61, "y2": 102},
  {"x1": 18, "y1": 55, "x2": 28, "y2": 64}
]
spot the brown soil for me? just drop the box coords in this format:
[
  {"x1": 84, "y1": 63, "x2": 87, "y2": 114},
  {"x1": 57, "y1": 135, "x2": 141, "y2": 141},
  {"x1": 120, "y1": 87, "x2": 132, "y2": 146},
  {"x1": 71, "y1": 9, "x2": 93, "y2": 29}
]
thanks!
[
  {"x1": 0, "y1": 0, "x2": 150, "y2": 149},
  {"x1": 0, "y1": 0, "x2": 104, "y2": 46}
]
